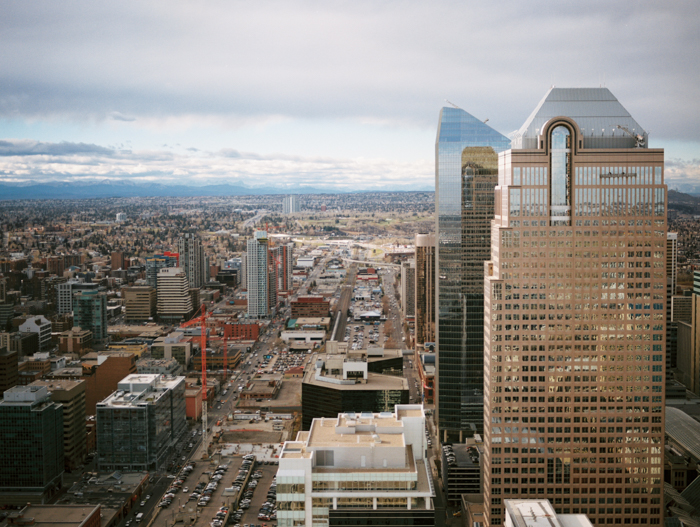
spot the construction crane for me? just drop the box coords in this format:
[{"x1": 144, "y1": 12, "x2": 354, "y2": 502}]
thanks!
[
  {"x1": 616, "y1": 125, "x2": 645, "y2": 148},
  {"x1": 180, "y1": 304, "x2": 212, "y2": 449}
]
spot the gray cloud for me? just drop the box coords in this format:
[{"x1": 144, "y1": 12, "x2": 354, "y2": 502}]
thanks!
[{"x1": 0, "y1": 1, "x2": 698, "y2": 140}]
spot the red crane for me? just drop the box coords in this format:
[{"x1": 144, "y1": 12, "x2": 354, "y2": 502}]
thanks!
[{"x1": 180, "y1": 303, "x2": 212, "y2": 390}]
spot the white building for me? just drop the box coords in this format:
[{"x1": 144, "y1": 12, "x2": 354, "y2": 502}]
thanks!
[
  {"x1": 57, "y1": 280, "x2": 99, "y2": 314},
  {"x1": 505, "y1": 499, "x2": 593, "y2": 527},
  {"x1": 276, "y1": 404, "x2": 435, "y2": 527},
  {"x1": 282, "y1": 195, "x2": 300, "y2": 214},
  {"x1": 115, "y1": 212, "x2": 126, "y2": 222},
  {"x1": 19, "y1": 315, "x2": 52, "y2": 351}
]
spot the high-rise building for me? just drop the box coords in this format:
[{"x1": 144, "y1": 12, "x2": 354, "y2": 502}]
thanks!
[
  {"x1": 435, "y1": 106, "x2": 511, "y2": 442},
  {"x1": 29, "y1": 379, "x2": 87, "y2": 471},
  {"x1": 676, "y1": 272, "x2": 700, "y2": 395},
  {"x1": 666, "y1": 233, "x2": 678, "y2": 381},
  {"x1": 415, "y1": 233, "x2": 436, "y2": 350},
  {"x1": 57, "y1": 280, "x2": 99, "y2": 315},
  {"x1": 156, "y1": 268, "x2": 193, "y2": 323},
  {"x1": 0, "y1": 385, "x2": 64, "y2": 505},
  {"x1": 145, "y1": 253, "x2": 178, "y2": 289},
  {"x1": 247, "y1": 231, "x2": 271, "y2": 319},
  {"x1": 122, "y1": 285, "x2": 157, "y2": 322},
  {"x1": 73, "y1": 291, "x2": 108, "y2": 348},
  {"x1": 271, "y1": 242, "x2": 294, "y2": 293},
  {"x1": 178, "y1": 234, "x2": 206, "y2": 289},
  {"x1": 282, "y1": 195, "x2": 300, "y2": 214},
  {"x1": 483, "y1": 87, "x2": 666, "y2": 525},
  {"x1": 96, "y1": 373, "x2": 186, "y2": 472}
]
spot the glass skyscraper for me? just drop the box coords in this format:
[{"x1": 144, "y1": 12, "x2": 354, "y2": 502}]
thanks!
[{"x1": 435, "y1": 107, "x2": 510, "y2": 442}]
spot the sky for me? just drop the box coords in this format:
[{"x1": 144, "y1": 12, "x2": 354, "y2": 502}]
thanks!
[{"x1": 1, "y1": 1, "x2": 699, "y2": 193}]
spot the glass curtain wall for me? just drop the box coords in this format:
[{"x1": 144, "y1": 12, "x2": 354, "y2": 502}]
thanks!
[{"x1": 435, "y1": 107, "x2": 510, "y2": 441}]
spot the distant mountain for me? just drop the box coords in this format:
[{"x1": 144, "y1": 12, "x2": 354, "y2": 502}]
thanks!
[
  {"x1": 669, "y1": 189, "x2": 700, "y2": 215},
  {"x1": 0, "y1": 180, "x2": 360, "y2": 200}
]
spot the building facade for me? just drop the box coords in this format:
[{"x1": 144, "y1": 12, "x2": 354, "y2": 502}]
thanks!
[
  {"x1": 0, "y1": 385, "x2": 64, "y2": 505},
  {"x1": 156, "y1": 267, "x2": 194, "y2": 323},
  {"x1": 415, "y1": 233, "x2": 436, "y2": 350},
  {"x1": 277, "y1": 405, "x2": 435, "y2": 527},
  {"x1": 122, "y1": 285, "x2": 157, "y2": 322},
  {"x1": 282, "y1": 195, "x2": 300, "y2": 214},
  {"x1": 247, "y1": 231, "x2": 272, "y2": 319},
  {"x1": 482, "y1": 88, "x2": 666, "y2": 525},
  {"x1": 435, "y1": 106, "x2": 511, "y2": 442},
  {"x1": 145, "y1": 253, "x2": 178, "y2": 289},
  {"x1": 401, "y1": 259, "x2": 416, "y2": 320},
  {"x1": 96, "y1": 374, "x2": 186, "y2": 472},
  {"x1": 73, "y1": 291, "x2": 108, "y2": 348},
  {"x1": 19, "y1": 315, "x2": 53, "y2": 352},
  {"x1": 57, "y1": 281, "x2": 99, "y2": 315},
  {"x1": 178, "y1": 234, "x2": 206, "y2": 289}
]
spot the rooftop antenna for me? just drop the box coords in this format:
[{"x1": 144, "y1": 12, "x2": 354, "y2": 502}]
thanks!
[{"x1": 445, "y1": 99, "x2": 461, "y2": 110}]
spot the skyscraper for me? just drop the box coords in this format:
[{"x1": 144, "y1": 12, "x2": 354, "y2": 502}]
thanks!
[
  {"x1": 145, "y1": 252, "x2": 178, "y2": 289},
  {"x1": 247, "y1": 231, "x2": 271, "y2": 318},
  {"x1": 178, "y1": 234, "x2": 206, "y2": 289},
  {"x1": 483, "y1": 88, "x2": 665, "y2": 525},
  {"x1": 435, "y1": 106, "x2": 510, "y2": 442}
]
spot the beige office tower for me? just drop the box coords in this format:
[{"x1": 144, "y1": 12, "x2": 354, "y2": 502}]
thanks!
[{"x1": 483, "y1": 88, "x2": 666, "y2": 526}]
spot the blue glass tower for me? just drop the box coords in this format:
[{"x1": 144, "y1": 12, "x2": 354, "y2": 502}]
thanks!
[{"x1": 435, "y1": 107, "x2": 510, "y2": 442}]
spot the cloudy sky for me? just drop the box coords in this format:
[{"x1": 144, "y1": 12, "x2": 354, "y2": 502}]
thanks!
[{"x1": 1, "y1": 1, "x2": 699, "y2": 192}]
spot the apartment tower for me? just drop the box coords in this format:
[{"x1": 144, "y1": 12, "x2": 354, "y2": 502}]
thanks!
[
  {"x1": 177, "y1": 234, "x2": 206, "y2": 289},
  {"x1": 435, "y1": 106, "x2": 510, "y2": 442},
  {"x1": 156, "y1": 267, "x2": 194, "y2": 323},
  {"x1": 247, "y1": 231, "x2": 271, "y2": 318},
  {"x1": 483, "y1": 88, "x2": 666, "y2": 525}
]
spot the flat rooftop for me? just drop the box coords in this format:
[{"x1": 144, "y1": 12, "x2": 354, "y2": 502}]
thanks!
[
  {"x1": 303, "y1": 352, "x2": 408, "y2": 391},
  {"x1": 10, "y1": 504, "x2": 101, "y2": 527}
]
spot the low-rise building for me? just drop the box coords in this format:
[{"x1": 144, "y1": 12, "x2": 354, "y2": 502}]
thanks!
[
  {"x1": 151, "y1": 331, "x2": 192, "y2": 367},
  {"x1": 277, "y1": 404, "x2": 435, "y2": 526},
  {"x1": 19, "y1": 315, "x2": 52, "y2": 351},
  {"x1": 58, "y1": 327, "x2": 93, "y2": 356},
  {"x1": 135, "y1": 357, "x2": 183, "y2": 376},
  {"x1": 5, "y1": 504, "x2": 102, "y2": 527},
  {"x1": 504, "y1": 499, "x2": 593, "y2": 527},
  {"x1": 185, "y1": 385, "x2": 203, "y2": 421},
  {"x1": 301, "y1": 351, "x2": 409, "y2": 430},
  {"x1": 96, "y1": 374, "x2": 186, "y2": 472}
]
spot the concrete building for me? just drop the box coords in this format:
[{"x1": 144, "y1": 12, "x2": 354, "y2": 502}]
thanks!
[
  {"x1": 247, "y1": 231, "x2": 272, "y2": 319},
  {"x1": 277, "y1": 404, "x2": 435, "y2": 527},
  {"x1": 122, "y1": 285, "x2": 156, "y2": 322},
  {"x1": 57, "y1": 280, "x2": 99, "y2": 315},
  {"x1": 73, "y1": 290, "x2": 108, "y2": 348},
  {"x1": 291, "y1": 296, "x2": 330, "y2": 318},
  {"x1": 301, "y1": 351, "x2": 409, "y2": 430},
  {"x1": 676, "y1": 273, "x2": 700, "y2": 395},
  {"x1": 435, "y1": 105, "x2": 511, "y2": 442},
  {"x1": 58, "y1": 326, "x2": 93, "y2": 356},
  {"x1": 50, "y1": 350, "x2": 137, "y2": 415},
  {"x1": 19, "y1": 315, "x2": 52, "y2": 351},
  {"x1": 5, "y1": 505, "x2": 102, "y2": 527},
  {"x1": 482, "y1": 88, "x2": 665, "y2": 525},
  {"x1": 150, "y1": 331, "x2": 192, "y2": 367},
  {"x1": 29, "y1": 379, "x2": 87, "y2": 472},
  {"x1": 110, "y1": 251, "x2": 125, "y2": 272},
  {"x1": 96, "y1": 373, "x2": 186, "y2": 472},
  {"x1": 282, "y1": 195, "x2": 300, "y2": 214},
  {"x1": 178, "y1": 233, "x2": 206, "y2": 289},
  {"x1": 0, "y1": 385, "x2": 64, "y2": 505},
  {"x1": 441, "y1": 442, "x2": 482, "y2": 503},
  {"x1": 415, "y1": 233, "x2": 436, "y2": 350},
  {"x1": 136, "y1": 357, "x2": 183, "y2": 376},
  {"x1": 156, "y1": 267, "x2": 193, "y2": 323}
]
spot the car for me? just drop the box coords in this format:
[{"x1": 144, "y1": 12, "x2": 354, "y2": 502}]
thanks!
[{"x1": 140, "y1": 501, "x2": 145, "y2": 507}]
